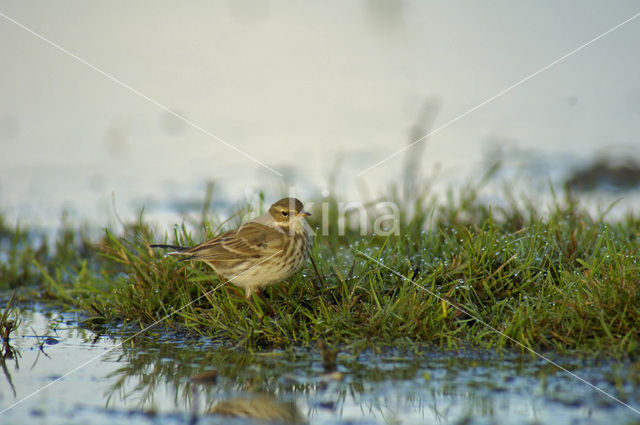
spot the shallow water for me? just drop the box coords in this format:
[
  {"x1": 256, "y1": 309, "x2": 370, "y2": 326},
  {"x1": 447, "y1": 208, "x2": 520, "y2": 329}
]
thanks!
[
  {"x1": 1, "y1": 306, "x2": 639, "y2": 425},
  {"x1": 2, "y1": 2, "x2": 640, "y2": 230}
]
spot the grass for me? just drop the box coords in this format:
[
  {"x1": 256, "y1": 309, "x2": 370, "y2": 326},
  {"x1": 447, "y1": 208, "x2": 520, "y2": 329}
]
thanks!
[
  {"x1": 2, "y1": 181, "x2": 640, "y2": 355},
  {"x1": 1, "y1": 291, "x2": 19, "y2": 346},
  {"x1": 0, "y1": 213, "x2": 94, "y2": 292}
]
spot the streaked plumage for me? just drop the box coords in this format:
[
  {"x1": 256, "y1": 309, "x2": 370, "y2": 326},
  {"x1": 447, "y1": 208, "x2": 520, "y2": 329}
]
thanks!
[{"x1": 151, "y1": 197, "x2": 313, "y2": 299}]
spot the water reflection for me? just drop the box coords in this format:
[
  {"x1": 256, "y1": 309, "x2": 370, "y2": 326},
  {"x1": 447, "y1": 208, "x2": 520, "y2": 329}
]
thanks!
[
  {"x1": 208, "y1": 394, "x2": 305, "y2": 424},
  {"x1": 1, "y1": 332, "x2": 18, "y2": 398},
  {"x1": 1, "y1": 308, "x2": 639, "y2": 424}
]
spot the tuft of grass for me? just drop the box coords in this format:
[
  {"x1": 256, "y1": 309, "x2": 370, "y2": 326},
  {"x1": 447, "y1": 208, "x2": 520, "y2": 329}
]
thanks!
[
  {"x1": 0, "y1": 213, "x2": 94, "y2": 292},
  {"x1": 24, "y1": 182, "x2": 640, "y2": 355},
  {"x1": 1, "y1": 291, "x2": 19, "y2": 343}
]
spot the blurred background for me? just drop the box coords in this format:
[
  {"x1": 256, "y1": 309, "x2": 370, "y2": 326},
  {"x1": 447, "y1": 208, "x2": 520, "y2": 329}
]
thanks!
[{"x1": 1, "y1": 1, "x2": 640, "y2": 230}]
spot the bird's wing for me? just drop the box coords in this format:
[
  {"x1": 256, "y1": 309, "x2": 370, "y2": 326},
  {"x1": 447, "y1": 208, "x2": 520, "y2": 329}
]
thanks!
[{"x1": 183, "y1": 222, "x2": 286, "y2": 262}]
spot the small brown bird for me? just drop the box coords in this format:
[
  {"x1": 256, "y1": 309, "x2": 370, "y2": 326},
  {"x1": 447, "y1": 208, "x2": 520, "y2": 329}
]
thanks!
[{"x1": 151, "y1": 197, "x2": 313, "y2": 299}]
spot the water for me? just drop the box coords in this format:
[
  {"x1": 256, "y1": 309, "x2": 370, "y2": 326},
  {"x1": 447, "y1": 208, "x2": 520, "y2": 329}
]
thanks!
[
  {"x1": 1, "y1": 306, "x2": 639, "y2": 424},
  {"x1": 1, "y1": 1, "x2": 640, "y2": 230}
]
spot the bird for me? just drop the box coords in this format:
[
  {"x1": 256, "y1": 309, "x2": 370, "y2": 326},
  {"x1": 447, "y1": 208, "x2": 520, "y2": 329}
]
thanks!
[{"x1": 150, "y1": 197, "x2": 313, "y2": 299}]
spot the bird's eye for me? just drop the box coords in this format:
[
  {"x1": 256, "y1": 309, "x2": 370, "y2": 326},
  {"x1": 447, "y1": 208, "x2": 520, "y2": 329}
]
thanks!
[{"x1": 281, "y1": 210, "x2": 289, "y2": 217}]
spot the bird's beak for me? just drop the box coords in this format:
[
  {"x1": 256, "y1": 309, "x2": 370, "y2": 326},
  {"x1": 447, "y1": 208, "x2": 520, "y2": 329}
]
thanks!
[{"x1": 298, "y1": 210, "x2": 311, "y2": 217}]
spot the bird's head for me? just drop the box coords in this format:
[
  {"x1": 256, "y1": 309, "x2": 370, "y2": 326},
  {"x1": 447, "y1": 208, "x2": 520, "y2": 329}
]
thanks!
[{"x1": 268, "y1": 197, "x2": 311, "y2": 228}]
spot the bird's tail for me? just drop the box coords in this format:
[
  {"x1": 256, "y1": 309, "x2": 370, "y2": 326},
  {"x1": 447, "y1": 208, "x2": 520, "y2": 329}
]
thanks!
[
  {"x1": 149, "y1": 244, "x2": 189, "y2": 251},
  {"x1": 149, "y1": 244, "x2": 195, "y2": 258},
  {"x1": 150, "y1": 244, "x2": 198, "y2": 262}
]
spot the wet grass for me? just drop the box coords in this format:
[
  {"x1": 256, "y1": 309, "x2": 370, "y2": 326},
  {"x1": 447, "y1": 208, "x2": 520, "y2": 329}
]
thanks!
[
  {"x1": 0, "y1": 213, "x2": 94, "y2": 292},
  {"x1": 2, "y1": 182, "x2": 640, "y2": 355},
  {"x1": 1, "y1": 291, "x2": 19, "y2": 346}
]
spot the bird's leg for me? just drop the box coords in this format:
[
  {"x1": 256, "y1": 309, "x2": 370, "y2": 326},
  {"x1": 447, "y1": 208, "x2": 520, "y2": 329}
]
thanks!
[
  {"x1": 256, "y1": 289, "x2": 278, "y2": 317},
  {"x1": 227, "y1": 286, "x2": 245, "y2": 300},
  {"x1": 246, "y1": 288, "x2": 276, "y2": 319},
  {"x1": 246, "y1": 290, "x2": 266, "y2": 320},
  {"x1": 256, "y1": 289, "x2": 269, "y2": 304}
]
